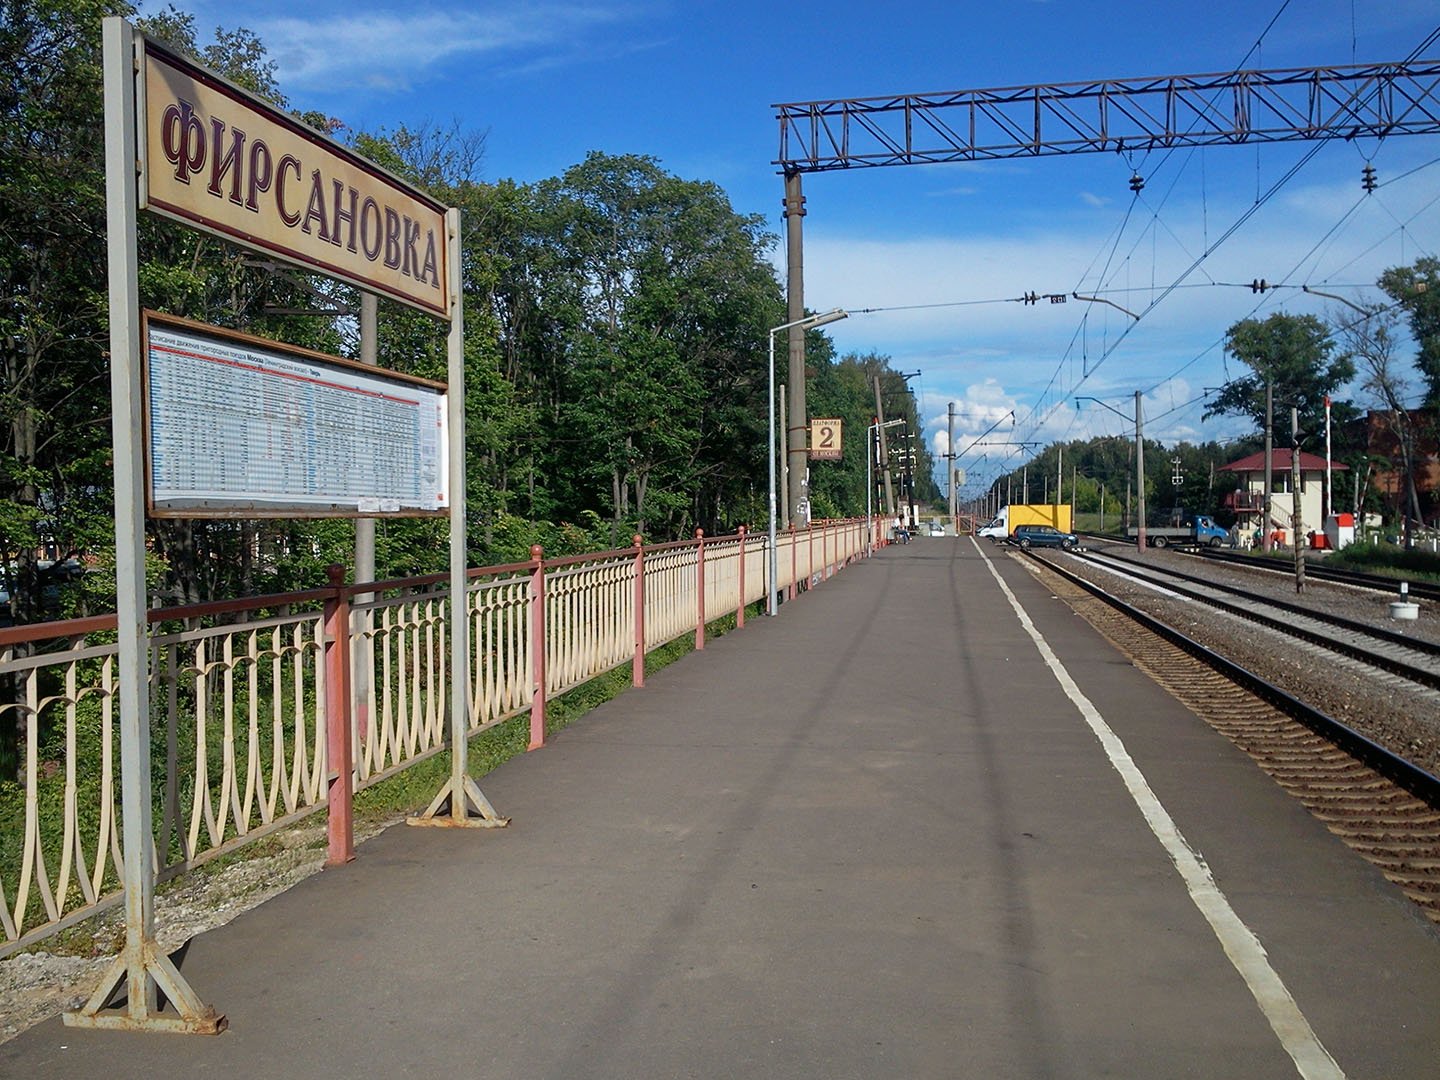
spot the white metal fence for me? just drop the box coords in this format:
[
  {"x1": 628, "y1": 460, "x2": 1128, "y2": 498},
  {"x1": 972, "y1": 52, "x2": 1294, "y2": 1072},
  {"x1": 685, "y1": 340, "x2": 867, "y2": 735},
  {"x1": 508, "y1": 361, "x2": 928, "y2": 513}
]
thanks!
[{"x1": 0, "y1": 519, "x2": 877, "y2": 955}]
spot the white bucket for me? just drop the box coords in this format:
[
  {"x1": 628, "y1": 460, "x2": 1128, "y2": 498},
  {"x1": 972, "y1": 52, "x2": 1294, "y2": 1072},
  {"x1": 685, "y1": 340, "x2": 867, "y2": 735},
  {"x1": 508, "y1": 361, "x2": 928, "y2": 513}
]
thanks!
[{"x1": 1389, "y1": 601, "x2": 1420, "y2": 621}]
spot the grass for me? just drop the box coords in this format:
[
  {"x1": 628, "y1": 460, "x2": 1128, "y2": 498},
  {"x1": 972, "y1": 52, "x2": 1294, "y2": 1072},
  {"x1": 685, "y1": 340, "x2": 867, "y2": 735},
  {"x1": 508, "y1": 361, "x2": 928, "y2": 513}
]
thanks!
[
  {"x1": 18, "y1": 603, "x2": 759, "y2": 958},
  {"x1": 354, "y1": 606, "x2": 746, "y2": 825},
  {"x1": 1322, "y1": 541, "x2": 1440, "y2": 584}
]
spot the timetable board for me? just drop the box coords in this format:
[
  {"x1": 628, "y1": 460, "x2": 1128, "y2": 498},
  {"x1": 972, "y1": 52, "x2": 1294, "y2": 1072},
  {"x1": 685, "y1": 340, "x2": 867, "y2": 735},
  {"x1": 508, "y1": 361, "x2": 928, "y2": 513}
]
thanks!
[{"x1": 143, "y1": 313, "x2": 448, "y2": 517}]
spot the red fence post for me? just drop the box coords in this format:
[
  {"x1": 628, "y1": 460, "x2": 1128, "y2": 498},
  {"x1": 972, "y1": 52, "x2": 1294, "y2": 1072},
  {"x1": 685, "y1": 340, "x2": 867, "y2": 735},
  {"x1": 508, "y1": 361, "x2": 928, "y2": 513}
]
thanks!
[
  {"x1": 694, "y1": 528, "x2": 706, "y2": 651},
  {"x1": 808, "y1": 524, "x2": 815, "y2": 588},
  {"x1": 323, "y1": 564, "x2": 354, "y2": 866},
  {"x1": 736, "y1": 525, "x2": 746, "y2": 628},
  {"x1": 632, "y1": 535, "x2": 645, "y2": 687},
  {"x1": 528, "y1": 545, "x2": 546, "y2": 751},
  {"x1": 788, "y1": 523, "x2": 797, "y2": 601},
  {"x1": 823, "y1": 523, "x2": 830, "y2": 580}
]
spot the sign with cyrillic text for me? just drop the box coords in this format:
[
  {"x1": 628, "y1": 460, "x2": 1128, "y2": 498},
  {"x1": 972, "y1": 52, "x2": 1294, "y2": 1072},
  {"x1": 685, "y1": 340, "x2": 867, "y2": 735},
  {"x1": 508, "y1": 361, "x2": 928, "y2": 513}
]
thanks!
[
  {"x1": 143, "y1": 313, "x2": 448, "y2": 517},
  {"x1": 140, "y1": 41, "x2": 449, "y2": 317},
  {"x1": 809, "y1": 418, "x2": 843, "y2": 460}
]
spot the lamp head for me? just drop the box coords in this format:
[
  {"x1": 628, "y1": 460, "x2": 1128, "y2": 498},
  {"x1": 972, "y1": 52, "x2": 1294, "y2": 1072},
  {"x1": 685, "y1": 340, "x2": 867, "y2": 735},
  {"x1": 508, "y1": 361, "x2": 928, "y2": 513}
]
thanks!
[{"x1": 806, "y1": 308, "x2": 848, "y2": 329}]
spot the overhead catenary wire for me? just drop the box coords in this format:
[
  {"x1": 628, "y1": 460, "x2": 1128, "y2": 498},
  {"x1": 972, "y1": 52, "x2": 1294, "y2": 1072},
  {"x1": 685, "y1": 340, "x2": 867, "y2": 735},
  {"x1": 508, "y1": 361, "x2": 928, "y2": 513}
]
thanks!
[
  {"x1": 1019, "y1": 8, "x2": 1440, "y2": 451},
  {"x1": 1013, "y1": 0, "x2": 1304, "y2": 438}
]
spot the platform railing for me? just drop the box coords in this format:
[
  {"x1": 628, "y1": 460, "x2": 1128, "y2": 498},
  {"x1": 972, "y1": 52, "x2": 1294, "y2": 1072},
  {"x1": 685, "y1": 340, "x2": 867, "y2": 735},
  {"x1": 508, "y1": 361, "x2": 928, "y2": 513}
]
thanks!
[{"x1": 0, "y1": 519, "x2": 868, "y2": 955}]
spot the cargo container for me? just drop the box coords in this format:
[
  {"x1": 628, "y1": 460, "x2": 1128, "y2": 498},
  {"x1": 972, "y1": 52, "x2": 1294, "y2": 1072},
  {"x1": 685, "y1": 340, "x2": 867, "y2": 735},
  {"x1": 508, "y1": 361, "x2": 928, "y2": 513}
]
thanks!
[{"x1": 977, "y1": 504, "x2": 1073, "y2": 539}]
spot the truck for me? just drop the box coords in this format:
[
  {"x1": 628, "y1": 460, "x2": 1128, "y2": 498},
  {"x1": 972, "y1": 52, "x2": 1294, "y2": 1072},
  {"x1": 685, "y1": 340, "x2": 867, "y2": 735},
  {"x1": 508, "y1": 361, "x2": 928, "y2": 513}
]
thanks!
[
  {"x1": 1124, "y1": 511, "x2": 1228, "y2": 549},
  {"x1": 978, "y1": 504, "x2": 1073, "y2": 540}
]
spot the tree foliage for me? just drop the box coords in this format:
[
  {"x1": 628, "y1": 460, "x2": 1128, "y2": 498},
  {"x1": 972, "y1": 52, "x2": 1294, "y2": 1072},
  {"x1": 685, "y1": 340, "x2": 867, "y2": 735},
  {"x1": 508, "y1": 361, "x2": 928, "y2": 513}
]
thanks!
[
  {"x1": 0, "y1": 5, "x2": 933, "y2": 628},
  {"x1": 0, "y1": 0, "x2": 131, "y2": 621},
  {"x1": 1378, "y1": 255, "x2": 1440, "y2": 409},
  {"x1": 1204, "y1": 313, "x2": 1355, "y2": 440}
]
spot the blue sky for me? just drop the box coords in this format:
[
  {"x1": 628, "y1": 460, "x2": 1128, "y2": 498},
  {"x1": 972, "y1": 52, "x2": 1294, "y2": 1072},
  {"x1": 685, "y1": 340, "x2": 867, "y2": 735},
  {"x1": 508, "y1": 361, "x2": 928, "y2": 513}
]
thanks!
[{"x1": 161, "y1": 0, "x2": 1440, "y2": 498}]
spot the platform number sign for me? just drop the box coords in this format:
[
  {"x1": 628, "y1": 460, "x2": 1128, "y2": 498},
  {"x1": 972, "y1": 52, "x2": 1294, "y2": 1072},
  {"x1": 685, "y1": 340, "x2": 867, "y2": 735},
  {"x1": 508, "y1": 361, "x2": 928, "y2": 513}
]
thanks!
[{"x1": 810, "y1": 418, "x2": 843, "y2": 460}]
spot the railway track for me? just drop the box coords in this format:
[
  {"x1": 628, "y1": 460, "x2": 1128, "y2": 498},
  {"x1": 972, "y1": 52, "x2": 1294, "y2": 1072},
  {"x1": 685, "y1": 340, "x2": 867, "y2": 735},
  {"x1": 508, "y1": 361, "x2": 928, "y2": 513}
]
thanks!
[
  {"x1": 1069, "y1": 547, "x2": 1440, "y2": 693},
  {"x1": 1021, "y1": 549, "x2": 1440, "y2": 926},
  {"x1": 1196, "y1": 546, "x2": 1440, "y2": 603},
  {"x1": 1080, "y1": 530, "x2": 1440, "y2": 603}
]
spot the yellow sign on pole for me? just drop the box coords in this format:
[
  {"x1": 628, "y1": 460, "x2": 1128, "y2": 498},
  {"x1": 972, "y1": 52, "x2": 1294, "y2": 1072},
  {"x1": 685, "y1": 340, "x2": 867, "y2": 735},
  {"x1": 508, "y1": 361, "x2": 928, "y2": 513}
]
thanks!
[{"x1": 810, "y1": 418, "x2": 843, "y2": 460}]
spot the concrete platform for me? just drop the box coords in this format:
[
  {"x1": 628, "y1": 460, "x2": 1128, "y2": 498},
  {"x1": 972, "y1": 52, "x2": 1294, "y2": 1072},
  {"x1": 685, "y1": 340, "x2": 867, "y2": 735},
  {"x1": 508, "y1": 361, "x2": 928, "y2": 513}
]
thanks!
[{"x1": 4, "y1": 537, "x2": 1438, "y2": 1078}]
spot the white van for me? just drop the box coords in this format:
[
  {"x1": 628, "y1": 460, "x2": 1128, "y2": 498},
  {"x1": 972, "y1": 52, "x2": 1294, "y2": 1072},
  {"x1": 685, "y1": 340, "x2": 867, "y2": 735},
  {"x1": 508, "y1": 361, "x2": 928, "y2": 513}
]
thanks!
[{"x1": 977, "y1": 507, "x2": 1009, "y2": 540}]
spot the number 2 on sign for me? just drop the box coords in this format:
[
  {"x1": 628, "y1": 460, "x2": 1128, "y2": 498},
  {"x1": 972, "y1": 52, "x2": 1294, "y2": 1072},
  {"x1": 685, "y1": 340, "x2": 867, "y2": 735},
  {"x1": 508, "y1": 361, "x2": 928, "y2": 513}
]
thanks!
[{"x1": 809, "y1": 418, "x2": 842, "y2": 459}]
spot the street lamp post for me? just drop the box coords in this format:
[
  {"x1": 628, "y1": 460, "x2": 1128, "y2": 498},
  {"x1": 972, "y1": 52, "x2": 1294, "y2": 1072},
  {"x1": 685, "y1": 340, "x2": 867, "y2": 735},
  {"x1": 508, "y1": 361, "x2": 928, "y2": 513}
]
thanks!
[
  {"x1": 867, "y1": 417, "x2": 904, "y2": 556},
  {"x1": 1077, "y1": 394, "x2": 1146, "y2": 552},
  {"x1": 769, "y1": 308, "x2": 847, "y2": 616}
]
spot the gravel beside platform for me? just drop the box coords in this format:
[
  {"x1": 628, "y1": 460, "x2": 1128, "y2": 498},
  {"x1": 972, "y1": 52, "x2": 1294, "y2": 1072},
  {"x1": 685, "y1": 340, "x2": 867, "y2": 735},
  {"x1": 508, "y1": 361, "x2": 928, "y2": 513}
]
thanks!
[{"x1": 1043, "y1": 544, "x2": 1440, "y2": 778}]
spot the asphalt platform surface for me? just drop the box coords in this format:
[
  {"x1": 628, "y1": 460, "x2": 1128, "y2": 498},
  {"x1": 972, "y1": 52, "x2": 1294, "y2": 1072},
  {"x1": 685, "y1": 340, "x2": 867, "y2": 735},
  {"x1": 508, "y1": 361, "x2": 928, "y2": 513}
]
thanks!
[{"x1": 5, "y1": 538, "x2": 1440, "y2": 1078}]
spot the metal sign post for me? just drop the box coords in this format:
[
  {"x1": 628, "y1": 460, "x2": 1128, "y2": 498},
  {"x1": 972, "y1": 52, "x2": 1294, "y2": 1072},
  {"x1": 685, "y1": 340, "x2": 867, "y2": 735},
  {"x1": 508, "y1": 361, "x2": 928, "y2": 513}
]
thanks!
[
  {"x1": 67, "y1": 18, "x2": 225, "y2": 1034},
  {"x1": 409, "y1": 207, "x2": 508, "y2": 830},
  {"x1": 73, "y1": 17, "x2": 505, "y2": 1034}
]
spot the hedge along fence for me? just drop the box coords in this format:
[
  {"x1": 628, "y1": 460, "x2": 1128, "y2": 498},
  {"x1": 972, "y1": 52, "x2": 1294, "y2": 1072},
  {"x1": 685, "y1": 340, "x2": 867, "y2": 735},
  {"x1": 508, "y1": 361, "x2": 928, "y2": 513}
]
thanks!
[{"x1": 0, "y1": 518, "x2": 876, "y2": 956}]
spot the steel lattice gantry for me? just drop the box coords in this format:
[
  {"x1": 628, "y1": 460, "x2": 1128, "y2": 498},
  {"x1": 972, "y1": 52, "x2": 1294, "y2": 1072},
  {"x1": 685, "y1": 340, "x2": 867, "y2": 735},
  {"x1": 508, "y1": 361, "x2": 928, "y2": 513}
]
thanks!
[
  {"x1": 771, "y1": 60, "x2": 1440, "y2": 526},
  {"x1": 775, "y1": 61, "x2": 1440, "y2": 171}
]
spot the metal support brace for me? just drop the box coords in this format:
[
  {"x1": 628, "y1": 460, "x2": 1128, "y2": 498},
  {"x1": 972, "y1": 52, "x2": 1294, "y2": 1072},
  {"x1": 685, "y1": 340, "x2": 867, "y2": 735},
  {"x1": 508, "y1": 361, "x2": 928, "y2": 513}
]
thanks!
[
  {"x1": 66, "y1": 18, "x2": 226, "y2": 1036},
  {"x1": 67, "y1": 943, "x2": 225, "y2": 1035},
  {"x1": 408, "y1": 207, "x2": 507, "y2": 830}
]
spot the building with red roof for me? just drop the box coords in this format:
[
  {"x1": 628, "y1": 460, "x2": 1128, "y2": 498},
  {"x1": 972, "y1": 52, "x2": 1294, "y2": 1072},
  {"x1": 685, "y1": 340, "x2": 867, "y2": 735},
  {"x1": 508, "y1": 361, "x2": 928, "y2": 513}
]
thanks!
[{"x1": 1218, "y1": 449, "x2": 1346, "y2": 544}]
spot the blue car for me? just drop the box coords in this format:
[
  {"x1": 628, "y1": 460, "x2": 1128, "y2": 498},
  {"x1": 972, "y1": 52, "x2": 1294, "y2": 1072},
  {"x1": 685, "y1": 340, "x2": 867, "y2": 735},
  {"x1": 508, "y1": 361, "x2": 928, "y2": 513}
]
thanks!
[{"x1": 1009, "y1": 524, "x2": 1078, "y2": 551}]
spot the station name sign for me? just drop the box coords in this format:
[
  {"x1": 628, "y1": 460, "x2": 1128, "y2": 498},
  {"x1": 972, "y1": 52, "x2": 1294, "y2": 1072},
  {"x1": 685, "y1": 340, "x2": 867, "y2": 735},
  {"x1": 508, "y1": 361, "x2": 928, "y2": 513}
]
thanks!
[{"x1": 140, "y1": 39, "x2": 449, "y2": 317}]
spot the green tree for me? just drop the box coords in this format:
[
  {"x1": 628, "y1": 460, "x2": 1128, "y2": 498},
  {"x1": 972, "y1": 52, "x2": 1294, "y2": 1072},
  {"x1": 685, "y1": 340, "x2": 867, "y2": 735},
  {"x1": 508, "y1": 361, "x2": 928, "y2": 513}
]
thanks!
[
  {"x1": 0, "y1": 0, "x2": 134, "y2": 623},
  {"x1": 1204, "y1": 313, "x2": 1355, "y2": 443},
  {"x1": 1378, "y1": 256, "x2": 1440, "y2": 409},
  {"x1": 524, "y1": 152, "x2": 782, "y2": 542},
  {"x1": 1341, "y1": 307, "x2": 1428, "y2": 540}
]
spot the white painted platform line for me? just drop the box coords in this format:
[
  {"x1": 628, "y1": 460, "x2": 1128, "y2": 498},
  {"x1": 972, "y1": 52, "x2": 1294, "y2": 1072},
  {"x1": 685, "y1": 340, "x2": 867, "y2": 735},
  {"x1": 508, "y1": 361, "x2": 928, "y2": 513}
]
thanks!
[{"x1": 976, "y1": 542, "x2": 1345, "y2": 1080}]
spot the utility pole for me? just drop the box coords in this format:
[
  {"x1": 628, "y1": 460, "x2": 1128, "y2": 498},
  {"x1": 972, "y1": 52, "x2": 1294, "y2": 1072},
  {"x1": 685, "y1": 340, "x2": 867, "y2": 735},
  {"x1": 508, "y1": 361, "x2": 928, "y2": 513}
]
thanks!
[
  {"x1": 904, "y1": 431, "x2": 917, "y2": 528},
  {"x1": 1057, "y1": 443, "x2": 1063, "y2": 507},
  {"x1": 1263, "y1": 380, "x2": 1274, "y2": 552},
  {"x1": 1022, "y1": 465, "x2": 1028, "y2": 504},
  {"x1": 873, "y1": 376, "x2": 895, "y2": 516},
  {"x1": 1292, "y1": 407, "x2": 1305, "y2": 593},
  {"x1": 1135, "y1": 391, "x2": 1147, "y2": 551},
  {"x1": 783, "y1": 172, "x2": 808, "y2": 525},
  {"x1": 778, "y1": 385, "x2": 789, "y2": 528},
  {"x1": 947, "y1": 402, "x2": 956, "y2": 525}
]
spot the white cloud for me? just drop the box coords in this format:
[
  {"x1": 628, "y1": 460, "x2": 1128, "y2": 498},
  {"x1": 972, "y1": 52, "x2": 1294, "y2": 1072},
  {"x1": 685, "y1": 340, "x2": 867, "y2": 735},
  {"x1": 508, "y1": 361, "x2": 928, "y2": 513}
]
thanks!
[
  {"x1": 809, "y1": 154, "x2": 1440, "y2": 466},
  {"x1": 247, "y1": 5, "x2": 638, "y2": 92}
]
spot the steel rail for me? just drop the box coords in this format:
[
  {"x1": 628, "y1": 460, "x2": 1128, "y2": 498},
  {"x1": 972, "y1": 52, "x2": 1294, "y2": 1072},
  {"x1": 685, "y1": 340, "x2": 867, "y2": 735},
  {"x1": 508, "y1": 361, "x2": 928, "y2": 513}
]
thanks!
[
  {"x1": 1024, "y1": 550, "x2": 1440, "y2": 809},
  {"x1": 1069, "y1": 548, "x2": 1440, "y2": 690},
  {"x1": 1194, "y1": 546, "x2": 1440, "y2": 603}
]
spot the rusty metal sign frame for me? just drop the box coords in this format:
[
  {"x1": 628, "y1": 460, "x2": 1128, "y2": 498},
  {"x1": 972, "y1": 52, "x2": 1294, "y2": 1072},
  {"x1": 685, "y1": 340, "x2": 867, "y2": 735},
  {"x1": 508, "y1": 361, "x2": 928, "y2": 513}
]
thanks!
[
  {"x1": 138, "y1": 37, "x2": 450, "y2": 317},
  {"x1": 141, "y1": 311, "x2": 450, "y2": 518},
  {"x1": 72, "y1": 17, "x2": 502, "y2": 1037}
]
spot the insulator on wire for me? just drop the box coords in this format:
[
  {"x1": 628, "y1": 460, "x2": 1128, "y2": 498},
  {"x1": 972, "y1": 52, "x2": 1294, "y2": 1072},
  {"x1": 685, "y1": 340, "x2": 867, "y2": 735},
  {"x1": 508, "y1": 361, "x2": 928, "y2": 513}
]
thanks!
[
  {"x1": 1250, "y1": 278, "x2": 1269, "y2": 294},
  {"x1": 1022, "y1": 291, "x2": 1039, "y2": 305},
  {"x1": 1129, "y1": 173, "x2": 1145, "y2": 193},
  {"x1": 1361, "y1": 163, "x2": 1377, "y2": 193}
]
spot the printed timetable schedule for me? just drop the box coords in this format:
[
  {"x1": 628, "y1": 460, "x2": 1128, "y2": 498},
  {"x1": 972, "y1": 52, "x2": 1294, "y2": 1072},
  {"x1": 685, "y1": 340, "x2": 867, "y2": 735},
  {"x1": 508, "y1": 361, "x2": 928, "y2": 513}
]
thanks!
[{"x1": 145, "y1": 319, "x2": 448, "y2": 516}]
